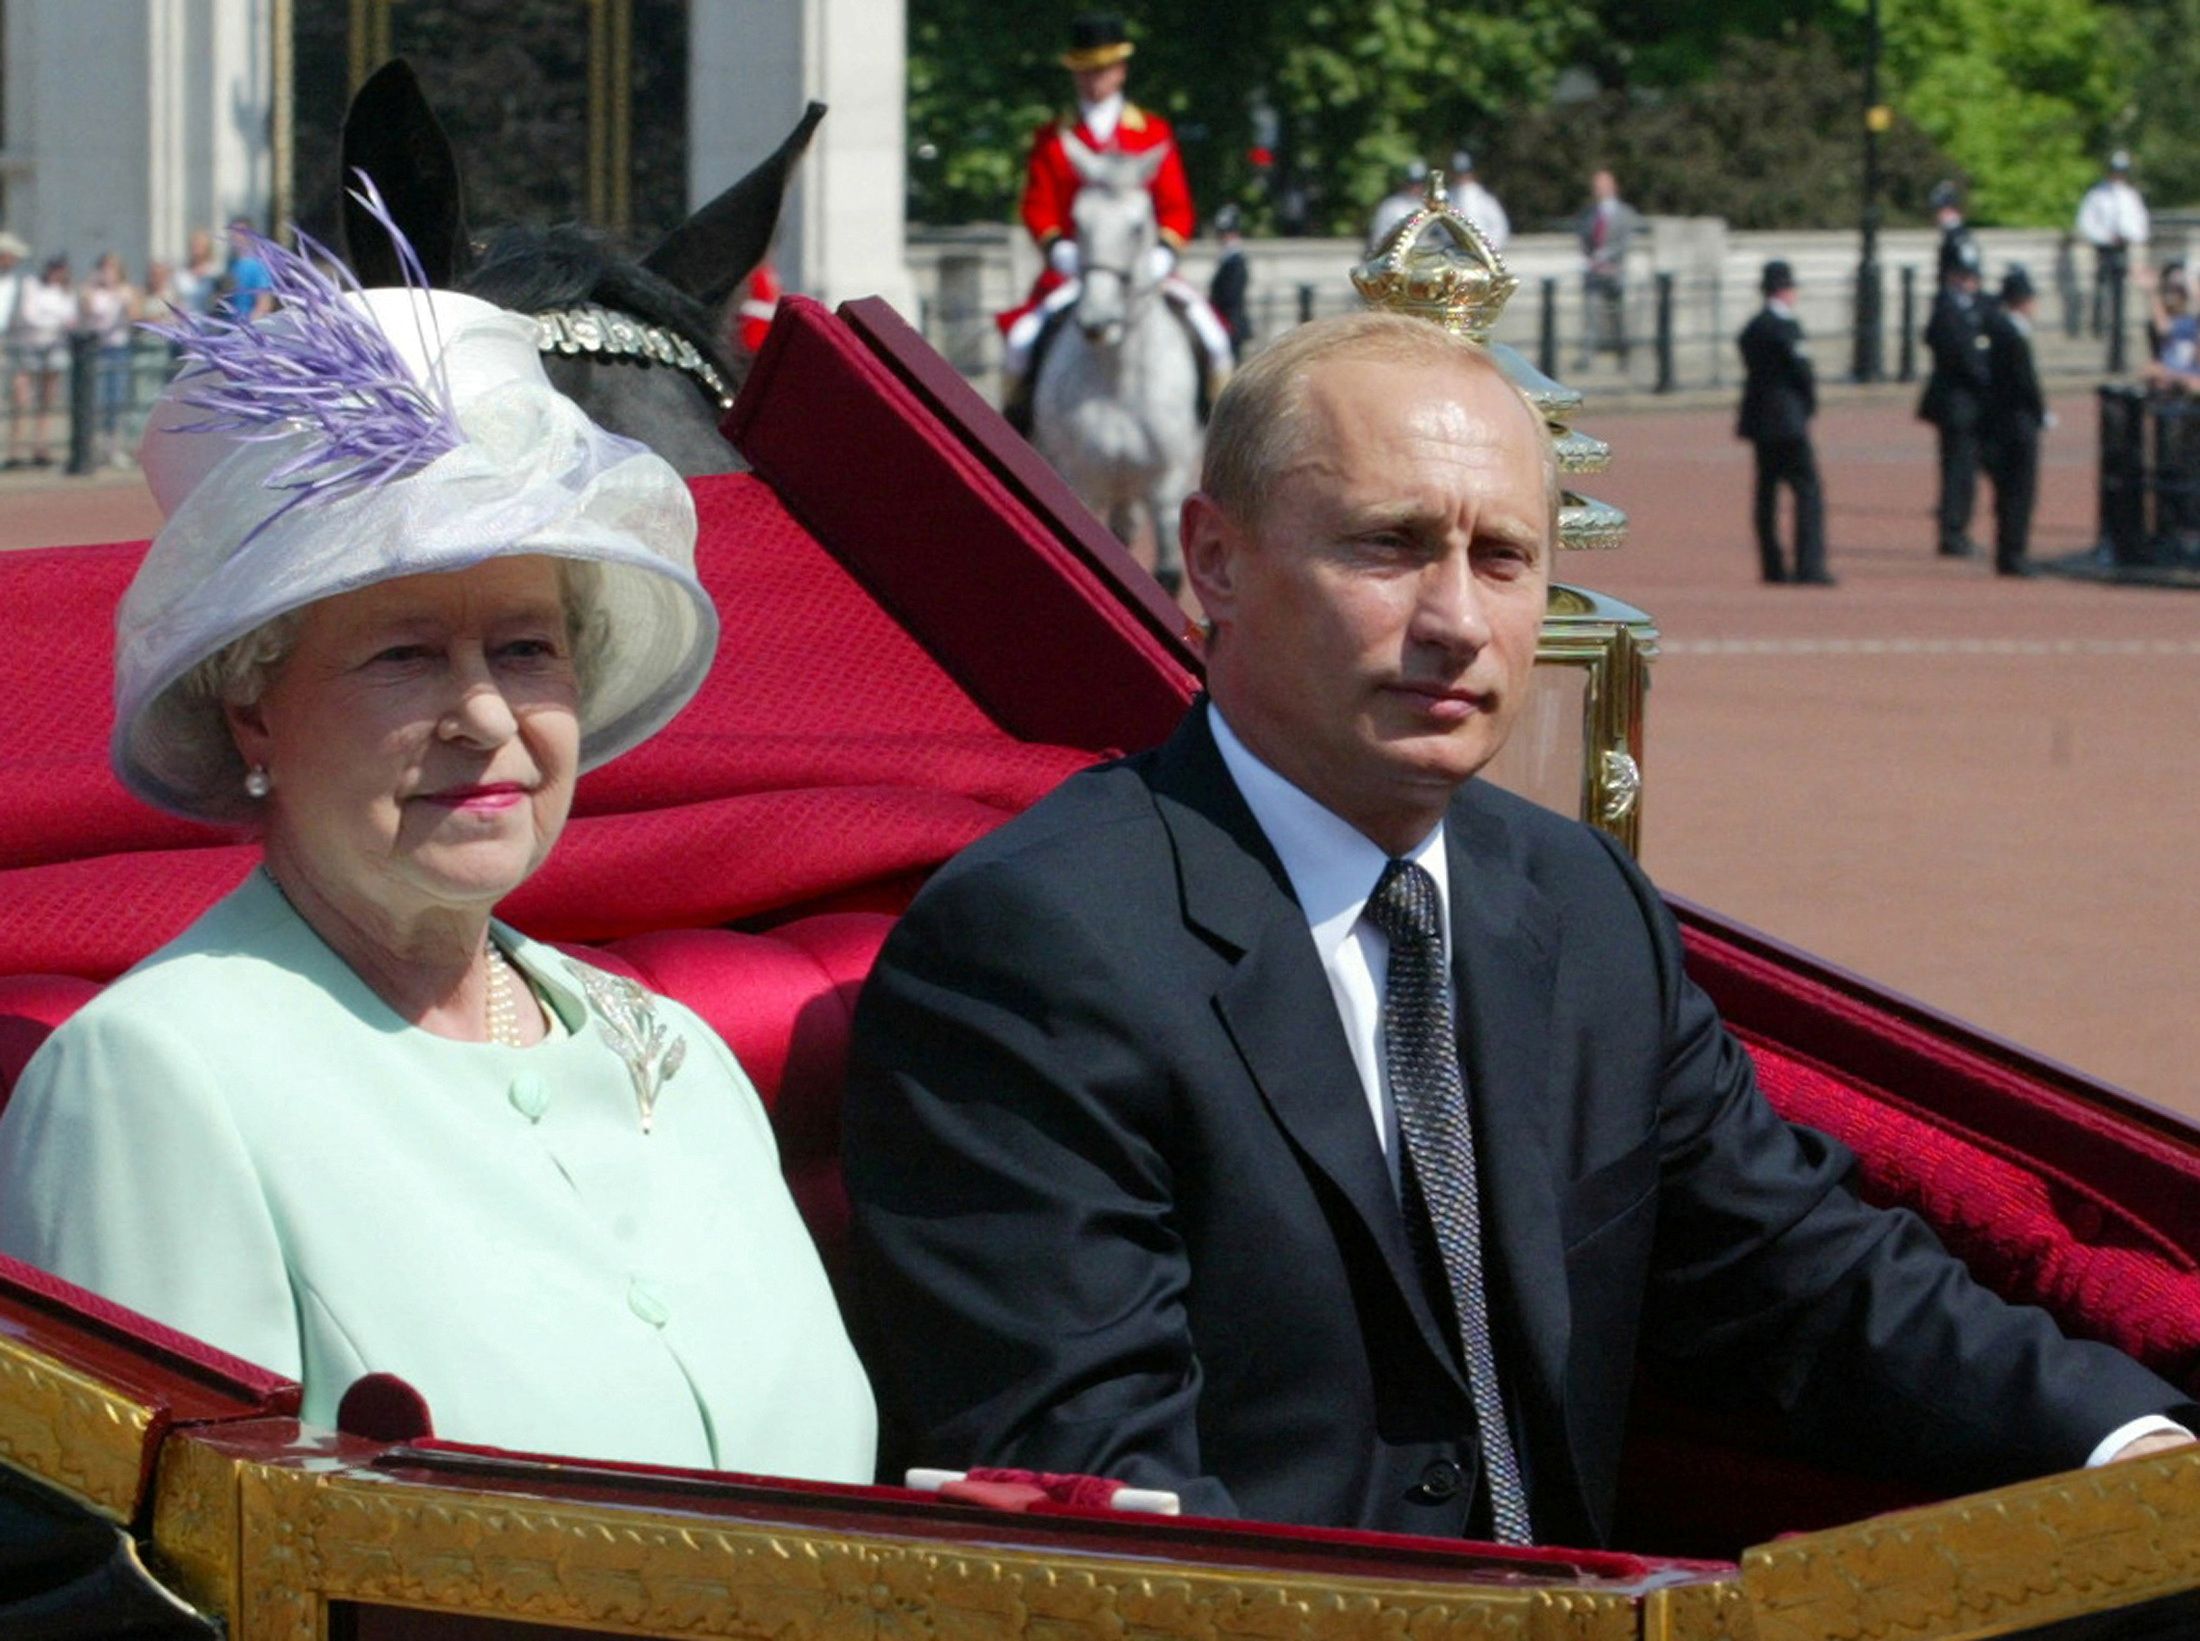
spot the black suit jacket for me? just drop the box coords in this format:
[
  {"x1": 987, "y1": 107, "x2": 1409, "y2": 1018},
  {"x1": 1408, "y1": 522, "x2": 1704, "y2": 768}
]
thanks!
[
  {"x1": 1983, "y1": 304, "x2": 2046, "y2": 444},
  {"x1": 1736, "y1": 307, "x2": 1815, "y2": 444},
  {"x1": 843, "y1": 707, "x2": 2191, "y2": 1545}
]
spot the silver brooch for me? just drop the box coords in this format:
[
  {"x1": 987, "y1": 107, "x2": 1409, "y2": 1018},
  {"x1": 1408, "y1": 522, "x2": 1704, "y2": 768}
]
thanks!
[{"x1": 565, "y1": 962, "x2": 688, "y2": 1134}]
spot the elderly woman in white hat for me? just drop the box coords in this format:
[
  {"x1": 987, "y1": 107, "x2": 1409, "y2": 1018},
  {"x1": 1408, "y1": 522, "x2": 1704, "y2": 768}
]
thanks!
[{"x1": 0, "y1": 210, "x2": 875, "y2": 1481}]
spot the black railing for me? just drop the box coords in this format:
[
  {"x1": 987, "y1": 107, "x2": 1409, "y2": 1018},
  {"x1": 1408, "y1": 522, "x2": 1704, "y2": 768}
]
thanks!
[{"x1": 3, "y1": 335, "x2": 181, "y2": 474}]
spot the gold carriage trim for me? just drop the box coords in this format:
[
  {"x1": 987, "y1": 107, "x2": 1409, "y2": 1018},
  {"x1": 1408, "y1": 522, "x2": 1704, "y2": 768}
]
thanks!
[
  {"x1": 0, "y1": 1331, "x2": 159, "y2": 1520},
  {"x1": 1554, "y1": 427, "x2": 1611, "y2": 476},
  {"x1": 1562, "y1": 494, "x2": 1629, "y2": 551},
  {"x1": 215, "y1": 1458, "x2": 1644, "y2": 1641},
  {"x1": 1741, "y1": 1443, "x2": 2200, "y2": 1641}
]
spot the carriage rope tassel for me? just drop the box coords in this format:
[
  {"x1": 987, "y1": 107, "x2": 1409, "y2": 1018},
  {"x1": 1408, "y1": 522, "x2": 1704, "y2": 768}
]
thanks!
[{"x1": 533, "y1": 303, "x2": 736, "y2": 413}]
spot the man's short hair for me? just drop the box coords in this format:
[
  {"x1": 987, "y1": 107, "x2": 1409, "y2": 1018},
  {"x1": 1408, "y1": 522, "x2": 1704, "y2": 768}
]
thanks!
[{"x1": 1200, "y1": 311, "x2": 1559, "y2": 536}]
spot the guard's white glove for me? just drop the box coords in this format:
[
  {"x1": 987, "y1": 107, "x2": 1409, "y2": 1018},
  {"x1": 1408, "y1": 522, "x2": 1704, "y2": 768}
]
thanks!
[
  {"x1": 1139, "y1": 243, "x2": 1178, "y2": 282},
  {"x1": 1047, "y1": 238, "x2": 1082, "y2": 278}
]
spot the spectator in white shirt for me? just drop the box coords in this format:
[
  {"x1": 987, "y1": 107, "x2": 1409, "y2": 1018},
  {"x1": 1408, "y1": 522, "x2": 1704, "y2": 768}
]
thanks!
[
  {"x1": 5, "y1": 256, "x2": 76, "y2": 469},
  {"x1": 2075, "y1": 151, "x2": 2150, "y2": 338},
  {"x1": 0, "y1": 232, "x2": 29, "y2": 468}
]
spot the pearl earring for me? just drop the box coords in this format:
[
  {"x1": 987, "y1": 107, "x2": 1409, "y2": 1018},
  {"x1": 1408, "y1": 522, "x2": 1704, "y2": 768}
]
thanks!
[{"x1": 244, "y1": 765, "x2": 272, "y2": 799}]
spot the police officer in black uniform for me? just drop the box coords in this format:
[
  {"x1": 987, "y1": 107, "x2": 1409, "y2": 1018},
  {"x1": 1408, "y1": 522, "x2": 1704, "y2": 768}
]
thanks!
[
  {"x1": 1983, "y1": 266, "x2": 2047, "y2": 578},
  {"x1": 1737, "y1": 260, "x2": 1832, "y2": 584},
  {"x1": 1919, "y1": 235, "x2": 1991, "y2": 558}
]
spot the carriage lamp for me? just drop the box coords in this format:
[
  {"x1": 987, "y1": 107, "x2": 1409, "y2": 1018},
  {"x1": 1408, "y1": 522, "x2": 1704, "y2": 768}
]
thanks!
[{"x1": 1353, "y1": 175, "x2": 1658, "y2": 855}]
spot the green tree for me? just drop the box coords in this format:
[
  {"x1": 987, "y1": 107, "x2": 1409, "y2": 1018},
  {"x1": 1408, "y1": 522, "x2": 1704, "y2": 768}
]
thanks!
[
  {"x1": 904, "y1": 0, "x2": 2155, "y2": 234},
  {"x1": 1476, "y1": 28, "x2": 1953, "y2": 231},
  {"x1": 1873, "y1": 0, "x2": 2127, "y2": 223}
]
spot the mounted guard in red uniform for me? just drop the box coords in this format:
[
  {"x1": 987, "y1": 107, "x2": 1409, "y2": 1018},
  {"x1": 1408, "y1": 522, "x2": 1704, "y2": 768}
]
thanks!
[{"x1": 1000, "y1": 14, "x2": 1233, "y2": 430}]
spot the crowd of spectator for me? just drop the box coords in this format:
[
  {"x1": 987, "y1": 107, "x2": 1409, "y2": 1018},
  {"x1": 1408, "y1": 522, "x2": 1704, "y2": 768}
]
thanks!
[{"x1": 0, "y1": 222, "x2": 250, "y2": 471}]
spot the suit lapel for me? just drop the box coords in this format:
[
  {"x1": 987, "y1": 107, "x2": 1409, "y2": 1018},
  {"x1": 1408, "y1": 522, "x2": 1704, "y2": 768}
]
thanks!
[
  {"x1": 1446, "y1": 791, "x2": 1574, "y2": 1479},
  {"x1": 1148, "y1": 710, "x2": 1467, "y2": 1394}
]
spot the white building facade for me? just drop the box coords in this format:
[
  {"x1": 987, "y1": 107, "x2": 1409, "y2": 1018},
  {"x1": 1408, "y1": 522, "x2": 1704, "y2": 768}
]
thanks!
[{"x1": 0, "y1": 0, "x2": 912, "y2": 312}]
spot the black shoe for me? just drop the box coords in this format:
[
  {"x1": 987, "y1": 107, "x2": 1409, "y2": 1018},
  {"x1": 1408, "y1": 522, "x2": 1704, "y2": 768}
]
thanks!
[
  {"x1": 1794, "y1": 570, "x2": 1839, "y2": 586},
  {"x1": 1762, "y1": 567, "x2": 1790, "y2": 584},
  {"x1": 1938, "y1": 539, "x2": 1979, "y2": 558},
  {"x1": 28, "y1": 453, "x2": 52, "y2": 468},
  {"x1": 1996, "y1": 560, "x2": 2038, "y2": 578}
]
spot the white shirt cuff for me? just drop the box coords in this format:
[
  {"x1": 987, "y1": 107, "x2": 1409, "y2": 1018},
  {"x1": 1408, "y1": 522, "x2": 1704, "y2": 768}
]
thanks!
[{"x1": 2085, "y1": 1415, "x2": 2194, "y2": 1468}]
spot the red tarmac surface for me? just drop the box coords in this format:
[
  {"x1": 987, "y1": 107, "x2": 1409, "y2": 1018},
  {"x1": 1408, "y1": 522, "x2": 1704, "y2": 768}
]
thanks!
[{"x1": 2, "y1": 396, "x2": 2194, "y2": 1122}]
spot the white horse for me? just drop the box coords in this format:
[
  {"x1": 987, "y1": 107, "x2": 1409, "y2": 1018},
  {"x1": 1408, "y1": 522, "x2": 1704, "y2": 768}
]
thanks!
[{"x1": 1032, "y1": 138, "x2": 1208, "y2": 594}]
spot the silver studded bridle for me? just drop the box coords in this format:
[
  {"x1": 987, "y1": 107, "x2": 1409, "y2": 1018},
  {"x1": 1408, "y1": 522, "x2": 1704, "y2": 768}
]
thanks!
[{"x1": 532, "y1": 303, "x2": 736, "y2": 412}]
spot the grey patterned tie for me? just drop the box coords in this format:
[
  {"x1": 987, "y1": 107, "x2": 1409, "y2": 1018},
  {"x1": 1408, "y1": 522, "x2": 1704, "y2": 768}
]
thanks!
[{"x1": 1367, "y1": 857, "x2": 1534, "y2": 1545}]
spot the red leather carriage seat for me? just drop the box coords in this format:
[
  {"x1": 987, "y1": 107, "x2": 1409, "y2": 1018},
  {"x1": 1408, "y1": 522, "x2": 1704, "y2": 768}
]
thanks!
[{"x1": 4, "y1": 930, "x2": 2194, "y2": 1409}]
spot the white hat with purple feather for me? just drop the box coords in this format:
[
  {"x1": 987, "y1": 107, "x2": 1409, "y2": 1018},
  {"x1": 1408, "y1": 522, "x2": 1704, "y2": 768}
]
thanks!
[{"x1": 115, "y1": 182, "x2": 718, "y2": 821}]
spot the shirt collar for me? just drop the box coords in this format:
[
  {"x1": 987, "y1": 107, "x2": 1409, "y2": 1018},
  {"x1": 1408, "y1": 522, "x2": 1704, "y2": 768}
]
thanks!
[
  {"x1": 1208, "y1": 703, "x2": 1451, "y2": 959},
  {"x1": 1768, "y1": 297, "x2": 1796, "y2": 318},
  {"x1": 1080, "y1": 92, "x2": 1125, "y2": 143}
]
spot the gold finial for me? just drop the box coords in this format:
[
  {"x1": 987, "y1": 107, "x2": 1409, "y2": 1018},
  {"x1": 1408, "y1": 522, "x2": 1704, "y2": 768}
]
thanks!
[{"x1": 1350, "y1": 170, "x2": 1519, "y2": 340}]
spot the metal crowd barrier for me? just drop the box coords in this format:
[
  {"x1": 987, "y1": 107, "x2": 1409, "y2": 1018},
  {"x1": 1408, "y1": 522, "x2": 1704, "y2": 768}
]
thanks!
[
  {"x1": 62, "y1": 333, "x2": 180, "y2": 475},
  {"x1": 979, "y1": 265, "x2": 2150, "y2": 400},
  {"x1": 2095, "y1": 384, "x2": 2200, "y2": 567}
]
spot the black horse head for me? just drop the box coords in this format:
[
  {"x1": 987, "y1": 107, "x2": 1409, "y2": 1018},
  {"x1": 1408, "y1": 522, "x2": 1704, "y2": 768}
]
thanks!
[{"x1": 338, "y1": 60, "x2": 824, "y2": 477}]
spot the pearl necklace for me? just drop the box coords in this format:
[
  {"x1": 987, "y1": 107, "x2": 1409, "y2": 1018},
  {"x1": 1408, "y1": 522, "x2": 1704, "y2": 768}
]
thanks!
[{"x1": 485, "y1": 944, "x2": 525, "y2": 1047}]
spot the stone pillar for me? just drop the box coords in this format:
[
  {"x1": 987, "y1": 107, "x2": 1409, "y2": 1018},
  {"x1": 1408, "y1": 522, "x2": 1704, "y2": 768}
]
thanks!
[
  {"x1": 1, "y1": 0, "x2": 272, "y2": 272},
  {"x1": 689, "y1": 0, "x2": 917, "y2": 320}
]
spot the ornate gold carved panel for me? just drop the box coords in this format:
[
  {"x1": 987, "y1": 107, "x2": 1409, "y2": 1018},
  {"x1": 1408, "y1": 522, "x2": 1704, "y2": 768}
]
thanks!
[
  {"x1": 0, "y1": 1333, "x2": 158, "y2": 1520},
  {"x1": 151, "y1": 1427, "x2": 247, "y2": 1622},
  {"x1": 231, "y1": 1463, "x2": 1645, "y2": 1641},
  {"x1": 1741, "y1": 1445, "x2": 2200, "y2": 1641}
]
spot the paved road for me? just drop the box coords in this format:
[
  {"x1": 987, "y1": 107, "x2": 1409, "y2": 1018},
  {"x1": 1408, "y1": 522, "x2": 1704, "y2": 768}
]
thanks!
[
  {"x1": 4, "y1": 393, "x2": 2194, "y2": 1122},
  {"x1": 1580, "y1": 387, "x2": 2197, "y2": 1122}
]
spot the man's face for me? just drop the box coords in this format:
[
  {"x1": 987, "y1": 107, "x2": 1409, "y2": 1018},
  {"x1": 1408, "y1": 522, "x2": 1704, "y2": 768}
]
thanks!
[
  {"x1": 1592, "y1": 171, "x2": 1617, "y2": 203},
  {"x1": 1186, "y1": 355, "x2": 1551, "y2": 855},
  {"x1": 1073, "y1": 61, "x2": 1128, "y2": 105}
]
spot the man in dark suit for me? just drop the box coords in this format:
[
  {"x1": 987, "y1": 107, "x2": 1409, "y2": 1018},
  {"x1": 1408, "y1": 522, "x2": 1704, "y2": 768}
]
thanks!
[
  {"x1": 1919, "y1": 237, "x2": 1991, "y2": 558},
  {"x1": 1207, "y1": 205, "x2": 1253, "y2": 361},
  {"x1": 1736, "y1": 260, "x2": 1831, "y2": 585},
  {"x1": 843, "y1": 313, "x2": 2192, "y2": 1547},
  {"x1": 1575, "y1": 169, "x2": 1638, "y2": 369},
  {"x1": 1983, "y1": 266, "x2": 2048, "y2": 577}
]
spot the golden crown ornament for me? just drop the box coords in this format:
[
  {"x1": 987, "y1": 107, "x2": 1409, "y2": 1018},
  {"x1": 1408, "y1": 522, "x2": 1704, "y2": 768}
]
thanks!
[{"x1": 1350, "y1": 171, "x2": 1625, "y2": 552}]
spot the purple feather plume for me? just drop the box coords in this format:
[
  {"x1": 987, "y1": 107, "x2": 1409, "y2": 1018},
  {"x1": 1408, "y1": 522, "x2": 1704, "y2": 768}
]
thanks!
[{"x1": 145, "y1": 172, "x2": 465, "y2": 539}]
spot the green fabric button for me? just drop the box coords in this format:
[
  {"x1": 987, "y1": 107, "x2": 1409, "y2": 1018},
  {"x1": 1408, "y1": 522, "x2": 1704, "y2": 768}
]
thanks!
[{"x1": 508, "y1": 1073, "x2": 551, "y2": 1121}]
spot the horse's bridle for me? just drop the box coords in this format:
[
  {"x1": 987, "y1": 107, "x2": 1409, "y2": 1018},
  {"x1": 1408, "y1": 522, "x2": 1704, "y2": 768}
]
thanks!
[{"x1": 532, "y1": 303, "x2": 736, "y2": 413}]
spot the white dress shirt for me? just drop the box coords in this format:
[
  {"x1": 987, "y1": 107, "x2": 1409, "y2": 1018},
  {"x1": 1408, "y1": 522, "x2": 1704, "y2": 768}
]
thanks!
[
  {"x1": 1207, "y1": 704, "x2": 2188, "y2": 1466},
  {"x1": 2076, "y1": 180, "x2": 2150, "y2": 248},
  {"x1": 1079, "y1": 91, "x2": 1125, "y2": 145}
]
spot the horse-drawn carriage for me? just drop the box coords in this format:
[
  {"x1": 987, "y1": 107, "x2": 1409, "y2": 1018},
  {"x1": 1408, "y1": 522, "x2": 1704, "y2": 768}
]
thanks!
[
  {"x1": 0, "y1": 69, "x2": 2196, "y2": 1637},
  {"x1": 0, "y1": 282, "x2": 2195, "y2": 1641}
]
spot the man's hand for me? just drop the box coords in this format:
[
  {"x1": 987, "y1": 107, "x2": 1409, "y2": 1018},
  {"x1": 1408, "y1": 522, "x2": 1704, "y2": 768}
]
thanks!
[
  {"x1": 2111, "y1": 1431, "x2": 2196, "y2": 1462},
  {"x1": 1047, "y1": 239, "x2": 1082, "y2": 278}
]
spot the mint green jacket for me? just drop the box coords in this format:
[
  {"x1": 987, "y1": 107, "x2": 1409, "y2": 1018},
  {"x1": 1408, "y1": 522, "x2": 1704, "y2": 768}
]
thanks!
[{"x1": 0, "y1": 870, "x2": 876, "y2": 1482}]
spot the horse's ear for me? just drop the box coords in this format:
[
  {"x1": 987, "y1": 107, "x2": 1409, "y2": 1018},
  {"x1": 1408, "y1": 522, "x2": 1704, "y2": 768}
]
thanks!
[
  {"x1": 642, "y1": 102, "x2": 826, "y2": 306},
  {"x1": 339, "y1": 59, "x2": 472, "y2": 287},
  {"x1": 1130, "y1": 146, "x2": 1170, "y2": 188},
  {"x1": 1059, "y1": 130, "x2": 1106, "y2": 185}
]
